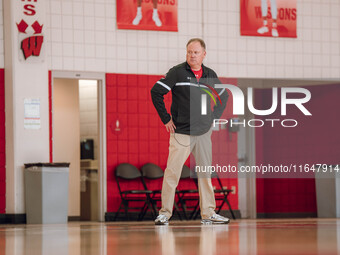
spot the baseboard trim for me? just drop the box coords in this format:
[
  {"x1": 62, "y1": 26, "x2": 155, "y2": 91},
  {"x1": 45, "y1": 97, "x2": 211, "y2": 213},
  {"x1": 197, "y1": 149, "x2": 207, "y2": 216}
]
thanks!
[
  {"x1": 0, "y1": 214, "x2": 81, "y2": 224},
  {"x1": 68, "y1": 216, "x2": 81, "y2": 221},
  {"x1": 0, "y1": 214, "x2": 26, "y2": 224},
  {"x1": 257, "y1": 212, "x2": 317, "y2": 218},
  {"x1": 105, "y1": 209, "x2": 241, "y2": 222}
]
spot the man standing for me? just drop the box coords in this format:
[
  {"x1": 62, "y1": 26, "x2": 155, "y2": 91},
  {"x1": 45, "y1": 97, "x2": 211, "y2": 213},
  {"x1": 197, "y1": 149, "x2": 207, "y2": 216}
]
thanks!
[{"x1": 151, "y1": 38, "x2": 230, "y2": 225}]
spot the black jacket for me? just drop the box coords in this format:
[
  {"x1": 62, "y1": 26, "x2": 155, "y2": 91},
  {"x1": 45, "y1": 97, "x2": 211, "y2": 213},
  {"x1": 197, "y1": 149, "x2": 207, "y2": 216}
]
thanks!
[{"x1": 151, "y1": 62, "x2": 229, "y2": 135}]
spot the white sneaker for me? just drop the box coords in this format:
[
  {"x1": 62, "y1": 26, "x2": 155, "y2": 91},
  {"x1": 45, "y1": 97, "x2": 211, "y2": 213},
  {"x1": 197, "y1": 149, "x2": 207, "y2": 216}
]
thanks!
[
  {"x1": 272, "y1": 28, "x2": 279, "y2": 37},
  {"x1": 155, "y1": 214, "x2": 169, "y2": 225},
  {"x1": 132, "y1": 14, "x2": 142, "y2": 25},
  {"x1": 152, "y1": 12, "x2": 162, "y2": 27},
  {"x1": 201, "y1": 213, "x2": 230, "y2": 224},
  {"x1": 257, "y1": 26, "x2": 269, "y2": 34}
]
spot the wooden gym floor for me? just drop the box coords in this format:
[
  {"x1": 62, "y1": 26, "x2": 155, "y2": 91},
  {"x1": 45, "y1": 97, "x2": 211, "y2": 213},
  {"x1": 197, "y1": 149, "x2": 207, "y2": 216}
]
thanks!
[{"x1": 0, "y1": 218, "x2": 339, "y2": 255}]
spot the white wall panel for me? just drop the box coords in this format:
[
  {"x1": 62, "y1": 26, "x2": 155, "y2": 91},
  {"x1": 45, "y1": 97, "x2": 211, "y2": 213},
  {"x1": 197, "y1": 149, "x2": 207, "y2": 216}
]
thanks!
[{"x1": 42, "y1": 0, "x2": 340, "y2": 79}]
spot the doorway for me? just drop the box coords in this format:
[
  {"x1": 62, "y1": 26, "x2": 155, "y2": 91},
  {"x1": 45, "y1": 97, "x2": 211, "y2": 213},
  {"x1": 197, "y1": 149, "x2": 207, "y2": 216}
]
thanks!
[{"x1": 51, "y1": 71, "x2": 106, "y2": 221}]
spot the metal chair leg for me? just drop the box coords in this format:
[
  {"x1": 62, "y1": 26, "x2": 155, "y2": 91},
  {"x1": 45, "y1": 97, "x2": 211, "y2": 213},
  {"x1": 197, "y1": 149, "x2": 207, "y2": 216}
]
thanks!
[
  {"x1": 216, "y1": 199, "x2": 226, "y2": 214},
  {"x1": 114, "y1": 202, "x2": 123, "y2": 221},
  {"x1": 225, "y1": 197, "x2": 236, "y2": 219},
  {"x1": 174, "y1": 202, "x2": 182, "y2": 220},
  {"x1": 123, "y1": 201, "x2": 129, "y2": 221},
  {"x1": 139, "y1": 200, "x2": 149, "y2": 220},
  {"x1": 190, "y1": 202, "x2": 200, "y2": 220},
  {"x1": 177, "y1": 194, "x2": 190, "y2": 220}
]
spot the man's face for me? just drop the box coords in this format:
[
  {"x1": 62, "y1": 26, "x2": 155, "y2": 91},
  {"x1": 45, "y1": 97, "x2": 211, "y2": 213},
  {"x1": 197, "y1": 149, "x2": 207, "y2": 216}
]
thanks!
[{"x1": 186, "y1": 41, "x2": 206, "y2": 69}]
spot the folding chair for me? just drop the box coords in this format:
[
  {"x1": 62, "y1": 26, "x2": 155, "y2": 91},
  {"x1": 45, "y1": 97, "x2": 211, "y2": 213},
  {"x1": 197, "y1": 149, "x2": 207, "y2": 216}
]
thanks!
[
  {"x1": 141, "y1": 163, "x2": 183, "y2": 220},
  {"x1": 114, "y1": 163, "x2": 154, "y2": 221},
  {"x1": 211, "y1": 171, "x2": 236, "y2": 219},
  {"x1": 176, "y1": 165, "x2": 200, "y2": 220},
  {"x1": 189, "y1": 171, "x2": 236, "y2": 220},
  {"x1": 140, "y1": 163, "x2": 163, "y2": 217}
]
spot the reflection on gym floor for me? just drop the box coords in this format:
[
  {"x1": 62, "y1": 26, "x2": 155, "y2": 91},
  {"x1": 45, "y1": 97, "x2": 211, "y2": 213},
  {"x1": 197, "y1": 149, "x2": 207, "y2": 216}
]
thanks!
[{"x1": 1, "y1": 219, "x2": 340, "y2": 255}]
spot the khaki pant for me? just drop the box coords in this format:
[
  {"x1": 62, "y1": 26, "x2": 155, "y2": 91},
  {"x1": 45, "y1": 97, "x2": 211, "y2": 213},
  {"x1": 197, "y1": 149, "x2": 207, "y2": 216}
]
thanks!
[{"x1": 159, "y1": 129, "x2": 216, "y2": 219}]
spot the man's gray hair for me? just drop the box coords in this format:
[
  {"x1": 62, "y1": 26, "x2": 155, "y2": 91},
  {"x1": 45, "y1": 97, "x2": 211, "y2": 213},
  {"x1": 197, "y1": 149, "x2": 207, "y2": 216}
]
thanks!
[{"x1": 186, "y1": 38, "x2": 206, "y2": 50}]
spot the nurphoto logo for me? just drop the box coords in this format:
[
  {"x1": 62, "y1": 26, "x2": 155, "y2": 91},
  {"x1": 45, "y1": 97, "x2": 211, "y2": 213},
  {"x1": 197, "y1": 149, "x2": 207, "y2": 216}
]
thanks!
[{"x1": 201, "y1": 84, "x2": 311, "y2": 128}]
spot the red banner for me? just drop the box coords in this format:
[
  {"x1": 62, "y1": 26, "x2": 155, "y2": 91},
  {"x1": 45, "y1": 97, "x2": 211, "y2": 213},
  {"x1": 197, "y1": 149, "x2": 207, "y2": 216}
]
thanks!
[
  {"x1": 117, "y1": 0, "x2": 178, "y2": 31},
  {"x1": 240, "y1": 0, "x2": 297, "y2": 38}
]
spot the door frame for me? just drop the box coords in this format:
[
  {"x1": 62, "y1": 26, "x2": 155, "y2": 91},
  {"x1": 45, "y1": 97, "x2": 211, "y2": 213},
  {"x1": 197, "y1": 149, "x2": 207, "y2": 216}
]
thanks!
[
  {"x1": 237, "y1": 83, "x2": 258, "y2": 219},
  {"x1": 50, "y1": 71, "x2": 107, "y2": 222},
  {"x1": 237, "y1": 124, "x2": 257, "y2": 219}
]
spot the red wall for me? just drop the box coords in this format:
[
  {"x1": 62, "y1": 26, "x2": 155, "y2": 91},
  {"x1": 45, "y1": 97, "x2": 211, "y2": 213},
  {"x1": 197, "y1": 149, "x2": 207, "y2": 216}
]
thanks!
[
  {"x1": 255, "y1": 84, "x2": 340, "y2": 214},
  {"x1": 106, "y1": 73, "x2": 238, "y2": 213},
  {"x1": 0, "y1": 69, "x2": 5, "y2": 213}
]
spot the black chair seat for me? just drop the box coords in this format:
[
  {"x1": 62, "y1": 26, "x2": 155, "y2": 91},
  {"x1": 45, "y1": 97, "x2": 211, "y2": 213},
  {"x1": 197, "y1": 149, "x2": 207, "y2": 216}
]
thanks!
[
  {"x1": 121, "y1": 190, "x2": 153, "y2": 194},
  {"x1": 177, "y1": 189, "x2": 198, "y2": 194},
  {"x1": 214, "y1": 188, "x2": 232, "y2": 194}
]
